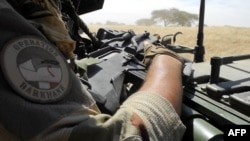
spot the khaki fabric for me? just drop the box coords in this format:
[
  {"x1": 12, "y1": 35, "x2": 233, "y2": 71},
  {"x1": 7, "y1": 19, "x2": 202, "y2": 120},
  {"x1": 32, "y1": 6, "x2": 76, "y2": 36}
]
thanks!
[
  {"x1": 0, "y1": 92, "x2": 185, "y2": 141},
  {"x1": 29, "y1": 92, "x2": 184, "y2": 141},
  {"x1": 20, "y1": 0, "x2": 76, "y2": 59},
  {"x1": 0, "y1": 125, "x2": 20, "y2": 141}
]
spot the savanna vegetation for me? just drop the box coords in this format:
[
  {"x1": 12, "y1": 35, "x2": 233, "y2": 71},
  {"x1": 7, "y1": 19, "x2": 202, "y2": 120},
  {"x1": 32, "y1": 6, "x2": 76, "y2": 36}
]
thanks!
[
  {"x1": 136, "y1": 8, "x2": 198, "y2": 27},
  {"x1": 88, "y1": 24, "x2": 250, "y2": 62}
]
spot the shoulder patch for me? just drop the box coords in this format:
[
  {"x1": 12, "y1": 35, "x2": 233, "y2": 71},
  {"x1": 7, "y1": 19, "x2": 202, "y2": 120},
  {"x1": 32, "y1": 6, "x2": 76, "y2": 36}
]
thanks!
[{"x1": 0, "y1": 36, "x2": 71, "y2": 103}]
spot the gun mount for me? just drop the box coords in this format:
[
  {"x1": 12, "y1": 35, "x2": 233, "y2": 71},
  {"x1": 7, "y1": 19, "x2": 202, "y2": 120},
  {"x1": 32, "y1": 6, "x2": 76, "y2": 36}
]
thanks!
[{"x1": 62, "y1": 0, "x2": 250, "y2": 140}]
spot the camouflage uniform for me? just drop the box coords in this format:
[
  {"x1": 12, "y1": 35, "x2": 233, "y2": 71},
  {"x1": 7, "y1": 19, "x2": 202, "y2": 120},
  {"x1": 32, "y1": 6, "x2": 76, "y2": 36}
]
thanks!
[{"x1": 0, "y1": 0, "x2": 186, "y2": 140}]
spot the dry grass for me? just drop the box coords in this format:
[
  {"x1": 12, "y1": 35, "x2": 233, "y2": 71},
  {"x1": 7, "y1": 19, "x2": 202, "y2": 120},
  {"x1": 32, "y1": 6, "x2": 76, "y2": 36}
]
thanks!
[{"x1": 88, "y1": 25, "x2": 250, "y2": 61}]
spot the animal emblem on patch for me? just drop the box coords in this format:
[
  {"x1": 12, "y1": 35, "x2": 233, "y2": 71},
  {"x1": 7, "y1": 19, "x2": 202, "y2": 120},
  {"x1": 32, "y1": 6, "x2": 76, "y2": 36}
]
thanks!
[{"x1": 0, "y1": 36, "x2": 71, "y2": 103}]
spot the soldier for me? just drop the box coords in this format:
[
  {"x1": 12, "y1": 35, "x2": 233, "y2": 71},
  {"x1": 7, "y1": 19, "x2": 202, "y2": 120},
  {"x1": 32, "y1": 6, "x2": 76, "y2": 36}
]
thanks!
[{"x1": 0, "y1": 0, "x2": 186, "y2": 140}]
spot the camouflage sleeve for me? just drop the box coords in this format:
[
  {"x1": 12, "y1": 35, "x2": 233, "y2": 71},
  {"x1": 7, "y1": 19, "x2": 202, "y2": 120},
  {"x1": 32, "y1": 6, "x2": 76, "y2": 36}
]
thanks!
[
  {"x1": 19, "y1": 0, "x2": 76, "y2": 59},
  {"x1": 30, "y1": 92, "x2": 185, "y2": 141},
  {"x1": 30, "y1": 105, "x2": 142, "y2": 141}
]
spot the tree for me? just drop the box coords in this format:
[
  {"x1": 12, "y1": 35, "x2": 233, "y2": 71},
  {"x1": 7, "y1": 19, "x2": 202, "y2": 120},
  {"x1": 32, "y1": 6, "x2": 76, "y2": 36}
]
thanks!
[
  {"x1": 173, "y1": 10, "x2": 198, "y2": 26},
  {"x1": 105, "y1": 20, "x2": 125, "y2": 25},
  {"x1": 135, "y1": 18, "x2": 156, "y2": 26},
  {"x1": 151, "y1": 9, "x2": 171, "y2": 27},
  {"x1": 151, "y1": 8, "x2": 198, "y2": 27}
]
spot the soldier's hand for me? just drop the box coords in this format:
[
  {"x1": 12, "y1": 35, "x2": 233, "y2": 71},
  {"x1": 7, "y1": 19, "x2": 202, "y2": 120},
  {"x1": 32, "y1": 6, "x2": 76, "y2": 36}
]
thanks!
[{"x1": 142, "y1": 41, "x2": 184, "y2": 67}]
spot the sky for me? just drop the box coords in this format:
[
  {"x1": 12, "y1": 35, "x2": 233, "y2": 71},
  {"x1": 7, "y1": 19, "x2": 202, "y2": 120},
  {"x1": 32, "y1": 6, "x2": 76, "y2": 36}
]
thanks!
[{"x1": 80, "y1": 0, "x2": 250, "y2": 27}]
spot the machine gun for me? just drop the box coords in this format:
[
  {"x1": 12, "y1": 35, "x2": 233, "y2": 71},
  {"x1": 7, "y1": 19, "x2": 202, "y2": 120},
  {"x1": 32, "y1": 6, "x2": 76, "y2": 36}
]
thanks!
[{"x1": 62, "y1": 0, "x2": 250, "y2": 140}]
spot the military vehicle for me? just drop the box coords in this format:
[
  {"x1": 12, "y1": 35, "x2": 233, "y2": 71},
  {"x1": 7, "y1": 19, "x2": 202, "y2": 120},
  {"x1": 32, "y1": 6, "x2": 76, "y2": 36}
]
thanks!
[{"x1": 62, "y1": 0, "x2": 250, "y2": 140}]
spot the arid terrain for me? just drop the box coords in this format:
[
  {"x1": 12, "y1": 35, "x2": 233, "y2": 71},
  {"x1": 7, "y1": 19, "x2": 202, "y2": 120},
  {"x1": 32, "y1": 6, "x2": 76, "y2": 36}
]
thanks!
[{"x1": 88, "y1": 25, "x2": 250, "y2": 62}]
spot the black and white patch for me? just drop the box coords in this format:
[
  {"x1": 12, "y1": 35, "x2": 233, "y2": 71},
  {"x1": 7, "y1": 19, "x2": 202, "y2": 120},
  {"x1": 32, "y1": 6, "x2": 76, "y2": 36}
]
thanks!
[{"x1": 0, "y1": 36, "x2": 71, "y2": 103}]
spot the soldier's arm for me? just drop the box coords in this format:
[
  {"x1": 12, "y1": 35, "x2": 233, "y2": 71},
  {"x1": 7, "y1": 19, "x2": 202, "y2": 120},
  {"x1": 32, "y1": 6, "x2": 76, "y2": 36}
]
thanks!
[
  {"x1": 122, "y1": 42, "x2": 185, "y2": 140},
  {"x1": 139, "y1": 54, "x2": 183, "y2": 115}
]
